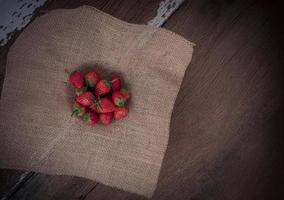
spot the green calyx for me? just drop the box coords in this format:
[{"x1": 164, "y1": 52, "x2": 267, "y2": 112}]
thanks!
[
  {"x1": 64, "y1": 69, "x2": 71, "y2": 76},
  {"x1": 71, "y1": 109, "x2": 79, "y2": 117},
  {"x1": 104, "y1": 80, "x2": 112, "y2": 88},
  {"x1": 71, "y1": 106, "x2": 82, "y2": 117},
  {"x1": 94, "y1": 99, "x2": 102, "y2": 111},
  {"x1": 85, "y1": 79, "x2": 94, "y2": 88},
  {"x1": 75, "y1": 86, "x2": 87, "y2": 96},
  {"x1": 91, "y1": 94, "x2": 97, "y2": 103},
  {"x1": 115, "y1": 98, "x2": 127, "y2": 107},
  {"x1": 120, "y1": 88, "x2": 128, "y2": 94},
  {"x1": 83, "y1": 114, "x2": 90, "y2": 122}
]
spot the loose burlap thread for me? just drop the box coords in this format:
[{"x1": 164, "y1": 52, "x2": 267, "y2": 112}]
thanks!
[{"x1": 0, "y1": 6, "x2": 194, "y2": 197}]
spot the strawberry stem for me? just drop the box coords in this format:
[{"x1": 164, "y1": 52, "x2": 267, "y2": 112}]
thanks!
[
  {"x1": 71, "y1": 110, "x2": 76, "y2": 117},
  {"x1": 94, "y1": 98, "x2": 102, "y2": 110},
  {"x1": 65, "y1": 69, "x2": 71, "y2": 76}
]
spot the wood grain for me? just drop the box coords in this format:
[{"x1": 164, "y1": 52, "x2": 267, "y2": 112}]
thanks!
[
  {"x1": 154, "y1": 0, "x2": 284, "y2": 199},
  {"x1": 1, "y1": 0, "x2": 283, "y2": 199},
  {"x1": 85, "y1": 0, "x2": 284, "y2": 199}
]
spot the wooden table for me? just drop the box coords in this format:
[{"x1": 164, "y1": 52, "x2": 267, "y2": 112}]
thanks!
[{"x1": 0, "y1": 0, "x2": 283, "y2": 199}]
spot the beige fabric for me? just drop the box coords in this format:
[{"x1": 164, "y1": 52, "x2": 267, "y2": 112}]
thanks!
[{"x1": 0, "y1": 6, "x2": 194, "y2": 197}]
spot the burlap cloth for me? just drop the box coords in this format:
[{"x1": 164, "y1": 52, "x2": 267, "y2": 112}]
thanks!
[{"x1": 0, "y1": 6, "x2": 194, "y2": 197}]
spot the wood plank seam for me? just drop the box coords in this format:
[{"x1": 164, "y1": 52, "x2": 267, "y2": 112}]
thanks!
[
  {"x1": 0, "y1": 172, "x2": 34, "y2": 200},
  {"x1": 78, "y1": 183, "x2": 99, "y2": 200},
  {"x1": 148, "y1": 0, "x2": 185, "y2": 27}
]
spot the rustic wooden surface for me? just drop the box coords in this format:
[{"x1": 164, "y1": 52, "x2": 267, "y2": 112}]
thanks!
[{"x1": 1, "y1": 0, "x2": 283, "y2": 199}]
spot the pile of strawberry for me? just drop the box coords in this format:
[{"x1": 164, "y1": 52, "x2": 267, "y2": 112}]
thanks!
[{"x1": 67, "y1": 70, "x2": 130, "y2": 126}]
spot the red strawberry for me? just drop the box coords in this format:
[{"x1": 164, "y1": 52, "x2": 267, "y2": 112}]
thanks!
[
  {"x1": 111, "y1": 74, "x2": 122, "y2": 91},
  {"x1": 85, "y1": 71, "x2": 101, "y2": 88},
  {"x1": 120, "y1": 88, "x2": 130, "y2": 100},
  {"x1": 95, "y1": 80, "x2": 112, "y2": 96},
  {"x1": 114, "y1": 107, "x2": 128, "y2": 120},
  {"x1": 112, "y1": 91, "x2": 127, "y2": 107},
  {"x1": 83, "y1": 111, "x2": 99, "y2": 126},
  {"x1": 69, "y1": 71, "x2": 84, "y2": 89},
  {"x1": 75, "y1": 91, "x2": 94, "y2": 107},
  {"x1": 90, "y1": 97, "x2": 115, "y2": 113},
  {"x1": 99, "y1": 112, "x2": 113, "y2": 125},
  {"x1": 71, "y1": 102, "x2": 86, "y2": 117}
]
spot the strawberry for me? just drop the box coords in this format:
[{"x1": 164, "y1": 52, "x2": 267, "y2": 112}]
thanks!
[
  {"x1": 94, "y1": 80, "x2": 112, "y2": 96},
  {"x1": 112, "y1": 91, "x2": 127, "y2": 107},
  {"x1": 90, "y1": 97, "x2": 115, "y2": 113},
  {"x1": 71, "y1": 102, "x2": 86, "y2": 117},
  {"x1": 114, "y1": 107, "x2": 128, "y2": 120},
  {"x1": 75, "y1": 86, "x2": 87, "y2": 96},
  {"x1": 69, "y1": 71, "x2": 84, "y2": 89},
  {"x1": 120, "y1": 88, "x2": 130, "y2": 100},
  {"x1": 75, "y1": 91, "x2": 94, "y2": 107},
  {"x1": 85, "y1": 71, "x2": 101, "y2": 88},
  {"x1": 99, "y1": 112, "x2": 113, "y2": 125},
  {"x1": 83, "y1": 111, "x2": 99, "y2": 126},
  {"x1": 111, "y1": 74, "x2": 122, "y2": 91}
]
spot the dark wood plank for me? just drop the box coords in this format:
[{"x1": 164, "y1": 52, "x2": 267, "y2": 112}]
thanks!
[
  {"x1": 84, "y1": 184, "x2": 146, "y2": 200},
  {"x1": 8, "y1": 174, "x2": 97, "y2": 200},
  {"x1": 85, "y1": 0, "x2": 284, "y2": 199},
  {"x1": 158, "y1": 0, "x2": 284, "y2": 199},
  {"x1": 0, "y1": 170, "x2": 33, "y2": 199}
]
